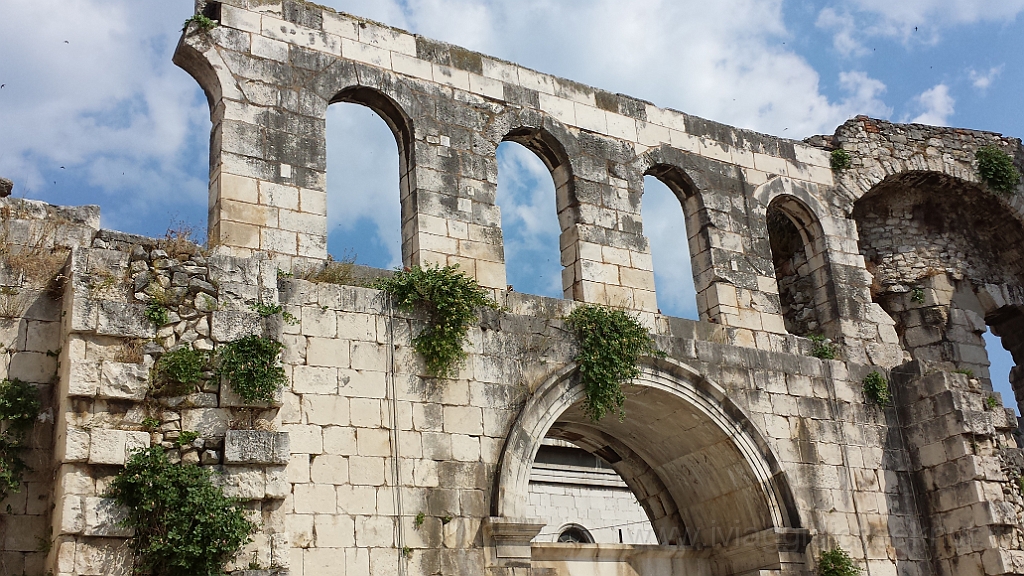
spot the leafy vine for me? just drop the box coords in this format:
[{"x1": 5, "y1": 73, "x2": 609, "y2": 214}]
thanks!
[
  {"x1": 375, "y1": 265, "x2": 496, "y2": 379},
  {"x1": 565, "y1": 304, "x2": 662, "y2": 422}
]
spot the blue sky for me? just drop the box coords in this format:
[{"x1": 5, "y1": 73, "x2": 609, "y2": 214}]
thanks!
[{"x1": 0, "y1": 0, "x2": 1021, "y2": 409}]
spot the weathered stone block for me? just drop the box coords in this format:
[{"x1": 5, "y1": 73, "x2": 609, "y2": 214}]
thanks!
[{"x1": 223, "y1": 430, "x2": 290, "y2": 465}]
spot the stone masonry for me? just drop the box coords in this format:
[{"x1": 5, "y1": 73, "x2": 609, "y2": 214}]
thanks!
[{"x1": 1, "y1": 1, "x2": 1024, "y2": 575}]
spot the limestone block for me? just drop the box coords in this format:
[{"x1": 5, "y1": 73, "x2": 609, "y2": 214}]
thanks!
[
  {"x1": 97, "y1": 361, "x2": 150, "y2": 401},
  {"x1": 74, "y1": 537, "x2": 132, "y2": 576},
  {"x1": 223, "y1": 430, "x2": 290, "y2": 465},
  {"x1": 64, "y1": 427, "x2": 91, "y2": 462},
  {"x1": 293, "y1": 483, "x2": 337, "y2": 514},
  {"x1": 302, "y1": 394, "x2": 349, "y2": 426},
  {"x1": 60, "y1": 495, "x2": 84, "y2": 534},
  {"x1": 67, "y1": 361, "x2": 100, "y2": 397},
  {"x1": 24, "y1": 320, "x2": 60, "y2": 353},
  {"x1": 88, "y1": 429, "x2": 149, "y2": 466},
  {"x1": 96, "y1": 301, "x2": 155, "y2": 339},
  {"x1": 281, "y1": 424, "x2": 323, "y2": 454},
  {"x1": 181, "y1": 408, "x2": 231, "y2": 437},
  {"x1": 356, "y1": 428, "x2": 391, "y2": 457},
  {"x1": 314, "y1": 514, "x2": 355, "y2": 548},
  {"x1": 210, "y1": 310, "x2": 261, "y2": 342},
  {"x1": 310, "y1": 454, "x2": 349, "y2": 485},
  {"x1": 211, "y1": 466, "x2": 266, "y2": 500},
  {"x1": 443, "y1": 406, "x2": 483, "y2": 436},
  {"x1": 83, "y1": 497, "x2": 133, "y2": 537},
  {"x1": 292, "y1": 365, "x2": 339, "y2": 395},
  {"x1": 265, "y1": 466, "x2": 289, "y2": 499},
  {"x1": 348, "y1": 456, "x2": 386, "y2": 486},
  {"x1": 8, "y1": 351, "x2": 56, "y2": 383},
  {"x1": 305, "y1": 337, "x2": 349, "y2": 367}
]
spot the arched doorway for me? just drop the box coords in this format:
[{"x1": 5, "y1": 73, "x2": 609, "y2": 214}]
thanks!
[{"x1": 489, "y1": 358, "x2": 808, "y2": 576}]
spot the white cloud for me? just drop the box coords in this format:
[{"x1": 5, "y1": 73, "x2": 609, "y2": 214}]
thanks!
[
  {"x1": 911, "y1": 84, "x2": 955, "y2": 126},
  {"x1": 0, "y1": 0, "x2": 208, "y2": 232},
  {"x1": 969, "y1": 66, "x2": 1003, "y2": 91},
  {"x1": 816, "y1": 8, "x2": 868, "y2": 57}
]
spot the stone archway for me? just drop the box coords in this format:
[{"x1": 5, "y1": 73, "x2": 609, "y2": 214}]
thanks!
[{"x1": 488, "y1": 358, "x2": 808, "y2": 576}]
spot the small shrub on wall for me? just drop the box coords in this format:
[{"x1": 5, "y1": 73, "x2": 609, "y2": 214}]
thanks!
[
  {"x1": 818, "y1": 546, "x2": 860, "y2": 576},
  {"x1": 107, "y1": 446, "x2": 254, "y2": 576},
  {"x1": 566, "y1": 304, "x2": 663, "y2": 422},
  {"x1": 0, "y1": 378, "x2": 41, "y2": 501},
  {"x1": 217, "y1": 335, "x2": 287, "y2": 404},
  {"x1": 976, "y1": 145, "x2": 1021, "y2": 194},
  {"x1": 375, "y1": 264, "x2": 496, "y2": 379}
]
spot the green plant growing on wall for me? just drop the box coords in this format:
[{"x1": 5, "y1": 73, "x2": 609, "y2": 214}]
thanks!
[
  {"x1": 830, "y1": 149, "x2": 852, "y2": 171},
  {"x1": 565, "y1": 304, "x2": 663, "y2": 422},
  {"x1": 910, "y1": 288, "x2": 925, "y2": 304},
  {"x1": 154, "y1": 347, "x2": 209, "y2": 397},
  {"x1": 862, "y1": 371, "x2": 891, "y2": 406},
  {"x1": 985, "y1": 395, "x2": 1000, "y2": 411},
  {"x1": 414, "y1": 512, "x2": 425, "y2": 528},
  {"x1": 217, "y1": 335, "x2": 288, "y2": 404},
  {"x1": 183, "y1": 14, "x2": 218, "y2": 32},
  {"x1": 375, "y1": 264, "x2": 496, "y2": 379},
  {"x1": 952, "y1": 368, "x2": 975, "y2": 378},
  {"x1": 250, "y1": 301, "x2": 298, "y2": 325},
  {"x1": 818, "y1": 546, "x2": 860, "y2": 576},
  {"x1": 175, "y1": 430, "x2": 200, "y2": 447},
  {"x1": 809, "y1": 334, "x2": 838, "y2": 360},
  {"x1": 976, "y1": 145, "x2": 1022, "y2": 194},
  {"x1": 106, "y1": 446, "x2": 254, "y2": 576},
  {"x1": 0, "y1": 378, "x2": 42, "y2": 502},
  {"x1": 145, "y1": 302, "x2": 169, "y2": 326}
]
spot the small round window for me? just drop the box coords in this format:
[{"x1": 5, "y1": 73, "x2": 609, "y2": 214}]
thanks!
[{"x1": 557, "y1": 524, "x2": 594, "y2": 544}]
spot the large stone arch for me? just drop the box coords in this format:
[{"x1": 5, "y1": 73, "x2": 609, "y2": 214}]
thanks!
[
  {"x1": 852, "y1": 169, "x2": 1024, "y2": 406},
  {"x1": 491, "y1": 357, "x2": 808, "y2": 574}
]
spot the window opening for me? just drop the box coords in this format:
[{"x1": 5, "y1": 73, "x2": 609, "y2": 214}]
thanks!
[
  {"x1": 325, "y1": 102, "x2": 402, "y2": 268},
  {"x1": 767, "y1": 204, "x2": 819, "y2": 336},
  {"x1": 496, "y1": 141, "x2": 562, "y2": 298},
  {"x1": 557, "y1": 525, "x2": 595, "y2": 544},
  {"x1": 641, "y1": 175, "x2": 698, "y2": 319}
]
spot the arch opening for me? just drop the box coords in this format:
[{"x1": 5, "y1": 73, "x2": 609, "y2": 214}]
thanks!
[
  {"x1": 641, "y1": 165, "x2": 702, "y2": 320},
  {"x1": 325, "y1": 87, "x2": 413, "y2": 269},
  {"x1": 493, "y1": 359, "x2": 806, "y2": 575},
  {"x1": 853, "y1": 171, "x2": 1024, "y2": 412},
  {"x1": 766, "y1": 196, "x2": 828, "y2": 337},
  {"x1": 495, "y1": 140, "x2": 562, "y2": 298},
  {"x1": 500, "y1": 127, "x2": 574, "y2": 298},
  {"x1": 641, "y1": 175, "x2": 699, "y2": 319}
]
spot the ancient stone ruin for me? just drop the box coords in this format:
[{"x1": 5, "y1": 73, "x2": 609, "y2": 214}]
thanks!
[{"x1": 2, "y1": 1, "x2": 1024, "y2": 575}]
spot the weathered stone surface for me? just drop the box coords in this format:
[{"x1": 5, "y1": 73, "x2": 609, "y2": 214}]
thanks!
[
  {"x1": 0, "y1": 177, "x2": 12, "y2": 197},
  {"x1": 224, "y1": 430, "x2": 290, "y2": 465},
  {"x1": 97, "y1": 361, "x2": 150, "y2": 401}
]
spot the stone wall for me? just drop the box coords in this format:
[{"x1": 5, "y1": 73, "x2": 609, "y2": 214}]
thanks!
[
  {"x1": 0, "y1": 198, "x2": 99, "y2": 575},
  {"x1": 1, "y1": 1, "x2": 1023, "y2": 575}
]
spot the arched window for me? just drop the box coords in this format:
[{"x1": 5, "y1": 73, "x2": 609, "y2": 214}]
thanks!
[
  {"x1": 496, "y1": 141, "x2": 562, "y2": 297},
  {"x1": 325, "y1": 88, "x2": 413, "y2": 270},
  {"x1": 557, "y1": 524, "x2": 595, "y2": 544},
  {"x1": 641, "y1": 175, "x2": 698, "y2": 319},
  {"x1": 766, "y1": 197, "x2": 827, "y2": 337}
]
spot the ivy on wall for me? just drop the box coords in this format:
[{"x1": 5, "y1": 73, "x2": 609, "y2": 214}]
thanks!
[
  {"x1": 976, "y1": 145, "x2": 1021, "y2": 194},
  {"x1": 375, "y1": 265, "x2": 496, "y2": 379},
  {"x1": 0, "y1": 378, "x2": 41, "y2": 502},
  {"x1": 566, "y1": 304, "x2": 662, "y2": 422}
]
